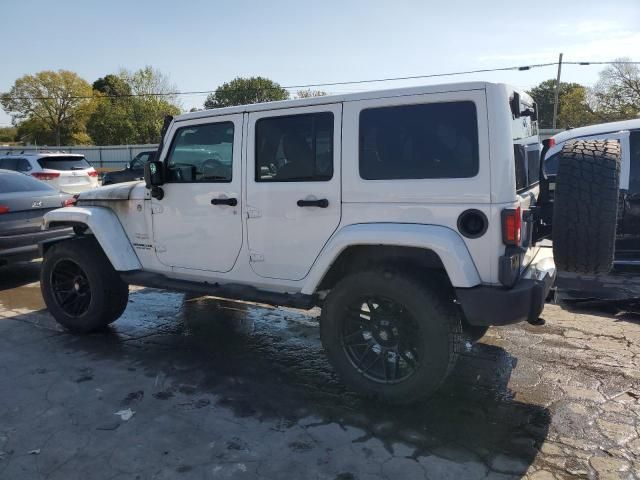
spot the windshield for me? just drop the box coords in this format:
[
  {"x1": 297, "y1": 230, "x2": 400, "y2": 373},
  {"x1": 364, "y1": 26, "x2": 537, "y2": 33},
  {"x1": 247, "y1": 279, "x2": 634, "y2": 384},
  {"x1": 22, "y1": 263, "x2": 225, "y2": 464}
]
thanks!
[{"x1": 37, "y1": 156, "x2": 91, "y2": 171}]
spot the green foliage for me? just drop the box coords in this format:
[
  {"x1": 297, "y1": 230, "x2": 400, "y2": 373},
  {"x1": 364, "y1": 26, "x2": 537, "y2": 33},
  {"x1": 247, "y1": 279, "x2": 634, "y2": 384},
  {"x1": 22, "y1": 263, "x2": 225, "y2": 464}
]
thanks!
[
  {"x1": 87, "y1": 67, "x2": 181, "y2": 145},
  {"x1": 1, "y1": 70, "x2": 93, "y2": 145},
  {"x1": 557, "y1": 86, "x2": 596, "y2": 129},
  {"x1": 204, "y1": 77, "x2": 289, "y2": 109},
  {"x1": 592, "y1": 58, "x2": 640, "y2": 122},
  {"x1": 93, "y1": 74, "x2": 131, "y2": 97},
  {"x1": 0, "y1": 126, "x2": 16, "y2": 143},
  {"x1": 527, "y1": 80, "x2": 586, "y2": 128}
]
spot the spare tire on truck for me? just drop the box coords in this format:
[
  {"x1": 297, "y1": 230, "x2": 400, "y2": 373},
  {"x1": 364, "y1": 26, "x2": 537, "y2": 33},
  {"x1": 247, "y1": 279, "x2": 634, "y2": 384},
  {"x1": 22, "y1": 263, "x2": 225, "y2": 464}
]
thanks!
[{"x1": 552, "y1": 139, "x2": 621, "y2": 274}]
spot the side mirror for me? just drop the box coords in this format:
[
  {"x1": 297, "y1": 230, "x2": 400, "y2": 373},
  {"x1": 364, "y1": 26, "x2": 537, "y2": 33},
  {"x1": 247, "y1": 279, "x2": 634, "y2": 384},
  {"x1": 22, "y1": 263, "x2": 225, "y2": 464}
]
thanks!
[{"x1": 144, "y1": 160, "x2": 164, "y2": 188}]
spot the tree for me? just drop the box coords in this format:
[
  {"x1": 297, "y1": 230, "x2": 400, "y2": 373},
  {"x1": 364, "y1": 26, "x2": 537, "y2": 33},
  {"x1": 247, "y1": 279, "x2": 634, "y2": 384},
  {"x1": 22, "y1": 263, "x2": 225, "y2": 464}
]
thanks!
[
  {"x1": 592, "y1": 58, "x2": 640, "y2": 122},
  {"x1": 92, "y1": 74, "x2": 131, "y2": 97},
  {"x1": 557, "y1": 85, "x2": 596, "y2": 128},
  {"x1": 87, "y1": 67, "x2": 181, "y2": 145},
  {"x1": 295, "y1": 89, "x2": 327, "y2": 98},
  {"x1": 1, "y1": 70, "x2": 93, "y2": 145},
  {"x1": 0, "y1": 126, "x2": 16, "y2": 143},
  {"x1": 204, "y1": 77, "x2": 289, "y2": 109},
  {"x1": 527, "y1": 80, "x2": 589, "y2": 128}
]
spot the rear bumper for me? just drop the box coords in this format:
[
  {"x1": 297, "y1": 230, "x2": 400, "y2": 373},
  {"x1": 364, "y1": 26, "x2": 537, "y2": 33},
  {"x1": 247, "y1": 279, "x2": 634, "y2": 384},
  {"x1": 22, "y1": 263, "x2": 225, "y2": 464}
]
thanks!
[
  {"x1": 0, "y1": 228, "x2": 73, "y2": 264},
  {"x1": 455, "y1": 247, "x2": 556, "y2": 326}
]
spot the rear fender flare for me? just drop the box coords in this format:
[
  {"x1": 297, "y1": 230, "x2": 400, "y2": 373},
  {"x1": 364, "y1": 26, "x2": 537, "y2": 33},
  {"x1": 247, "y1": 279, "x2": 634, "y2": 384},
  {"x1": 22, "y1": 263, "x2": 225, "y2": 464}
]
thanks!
[{"x1": 301, "y1": 223, "x2": 482, "y2": 294}]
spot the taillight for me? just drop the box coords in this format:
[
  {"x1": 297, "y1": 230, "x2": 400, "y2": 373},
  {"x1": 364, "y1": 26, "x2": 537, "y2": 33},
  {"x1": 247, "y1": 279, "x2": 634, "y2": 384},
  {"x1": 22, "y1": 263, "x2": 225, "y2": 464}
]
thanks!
[
  {"x1": 62, "y1": 197, "x2": 77, "y2": 207},
  {"x1": 0, "y1": 205, "x2": 9, "y2": 214},
  {"x1": 547, "y1": 138, "x2": 556, "y2": 147},
  {"x1": 32, "y1": 171, "x2": 60, "y2": 181},
  {"x1": 88, "y1": 170, "x2": 98, "y2": 177},
  {"x1": 502, "y1": 207, "x2": 522, "y2": 245}
]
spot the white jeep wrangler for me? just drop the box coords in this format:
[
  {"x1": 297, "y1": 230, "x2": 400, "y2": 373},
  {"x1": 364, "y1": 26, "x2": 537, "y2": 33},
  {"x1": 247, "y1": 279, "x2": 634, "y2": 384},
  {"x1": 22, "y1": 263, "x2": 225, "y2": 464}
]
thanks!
[{"x1": 39, "y1": 82, "x2": 621, "y2": 404}]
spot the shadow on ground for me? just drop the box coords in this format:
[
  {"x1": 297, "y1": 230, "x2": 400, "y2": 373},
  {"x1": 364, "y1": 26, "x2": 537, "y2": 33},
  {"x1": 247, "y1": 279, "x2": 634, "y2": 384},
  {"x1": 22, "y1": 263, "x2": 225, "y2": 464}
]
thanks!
[
  {"x1": 0, "y1": 261, "x2": 41, "y2": 292},
  {"x1": 36, "y1": 289, "x2": 551, "y2": 472}
]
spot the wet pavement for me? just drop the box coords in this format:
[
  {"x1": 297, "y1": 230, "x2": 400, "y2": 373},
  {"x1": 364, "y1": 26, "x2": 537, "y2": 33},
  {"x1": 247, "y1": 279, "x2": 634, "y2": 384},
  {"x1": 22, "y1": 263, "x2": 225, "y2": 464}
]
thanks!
[{"x1": 1, "y1": 262, "x2": 639, "y2": 479}]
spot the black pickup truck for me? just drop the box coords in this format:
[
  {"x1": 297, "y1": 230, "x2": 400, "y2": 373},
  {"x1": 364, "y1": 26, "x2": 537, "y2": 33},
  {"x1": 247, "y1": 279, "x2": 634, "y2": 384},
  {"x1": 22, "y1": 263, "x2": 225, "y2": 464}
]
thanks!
[
  {"x1": 544, "y1": 120, "x2": 640, "y2": 303},
  {"x1": 102, "y1": 151, "x2": 155, "y2": 185}
]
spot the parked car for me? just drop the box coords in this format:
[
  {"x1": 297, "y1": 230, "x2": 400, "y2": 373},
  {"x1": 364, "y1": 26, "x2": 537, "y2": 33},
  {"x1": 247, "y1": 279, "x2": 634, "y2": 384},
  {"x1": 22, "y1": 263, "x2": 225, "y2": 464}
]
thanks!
[
  {"x1": 544, "y1": 119, "x2": 640, "y2": 302},
  {"x1": 39, "y1": 82, "x2": 620, "y2": 403},
  {"x1": 0, "y1": 170, "x2": 74, "y2": 267},
  {"x1": 0, "y1": 152, "x2": 99, "y2": 194},
  {"x1": 102, "y1": 151, "x2": 156, "y2": 185}
]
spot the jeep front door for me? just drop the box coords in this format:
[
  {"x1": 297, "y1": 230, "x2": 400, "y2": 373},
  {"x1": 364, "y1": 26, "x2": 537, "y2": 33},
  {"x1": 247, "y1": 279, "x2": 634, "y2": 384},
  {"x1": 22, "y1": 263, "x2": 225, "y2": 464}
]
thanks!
[
  {"x1": 246, "y1": 105, "x2": 342, "y2": 280},
  {"x1": 151, "y1": 115, "x2": 243, "y2": 272}
]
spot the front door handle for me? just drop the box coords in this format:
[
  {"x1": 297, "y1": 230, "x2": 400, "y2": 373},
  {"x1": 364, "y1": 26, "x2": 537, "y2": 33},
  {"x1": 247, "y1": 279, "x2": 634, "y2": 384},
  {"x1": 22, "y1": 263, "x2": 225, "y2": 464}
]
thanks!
[
  {"x1": 211, "y1": 197, "x2": 238, "y2": 206},
  {"x1": 297, "y1": 198, "x2": 329, "y2": 208}
]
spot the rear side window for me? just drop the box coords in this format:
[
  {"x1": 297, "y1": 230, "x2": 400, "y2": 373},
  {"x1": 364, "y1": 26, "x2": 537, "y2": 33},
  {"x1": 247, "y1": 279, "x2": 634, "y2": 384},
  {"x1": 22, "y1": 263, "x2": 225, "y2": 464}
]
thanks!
[
  {"x1": 0, "y1": 158, "x2": 31, "y2": 171},
  {"x1": 0, "y1": 158, "x2": 18, "y2": 170},
  {"x1": 359, "y1": 101, "x2": 479, "y2": 180},
  {"x1": 0, "y1": 172, "x2": 56, "y2": 192},
  {"x1": 514, "y1": 144, "x2": 541, "y2": 191},
  {"x1": 38, "y1": 156, "x2": 90, "y2": 171},
  {"x1": 255, "y1": 112, "x2": 334, "y2": 182},
  {"x1": 630, "y1": 131, "x2": 640, "y2": 192}
]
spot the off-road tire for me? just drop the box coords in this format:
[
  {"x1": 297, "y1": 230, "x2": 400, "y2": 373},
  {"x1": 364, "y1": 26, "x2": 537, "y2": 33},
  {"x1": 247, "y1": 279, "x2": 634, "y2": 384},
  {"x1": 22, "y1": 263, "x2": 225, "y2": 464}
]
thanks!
[
  {"x1": 553, "y1": 140, "x2": 621, "y2": 274},
  {"x1": 320, "y1": 270, "x2": 463, "y2": 404},
  {"x1": 41, "y1": 237, "x2": 129, "y2": 333}
]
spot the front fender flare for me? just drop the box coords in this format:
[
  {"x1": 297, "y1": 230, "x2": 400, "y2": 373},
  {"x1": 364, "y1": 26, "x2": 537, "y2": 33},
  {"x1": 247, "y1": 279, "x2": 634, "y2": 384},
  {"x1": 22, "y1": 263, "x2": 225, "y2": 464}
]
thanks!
[
  {"x1": 43, "y1": 206, "x2": 142, "y2": 271},
  {"x1": 301, "y1": 223, "x2": 481, "y2": 294}
]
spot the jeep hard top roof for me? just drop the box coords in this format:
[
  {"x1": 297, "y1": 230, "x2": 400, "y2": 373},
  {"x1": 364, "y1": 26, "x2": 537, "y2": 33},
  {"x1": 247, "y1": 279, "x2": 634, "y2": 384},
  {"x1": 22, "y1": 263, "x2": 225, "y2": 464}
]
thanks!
[
  {"x1": 552, "y1": 118, "x2": 640, "y2": 144},
  {"x1": 175, "y1": 81, "x2": 530, "y2": 123}
]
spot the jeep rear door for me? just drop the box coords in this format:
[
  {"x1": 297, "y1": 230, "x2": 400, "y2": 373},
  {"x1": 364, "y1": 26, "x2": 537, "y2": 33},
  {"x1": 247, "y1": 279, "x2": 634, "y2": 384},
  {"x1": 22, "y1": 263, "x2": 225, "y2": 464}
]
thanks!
[
  {"x1": 150, "y1": 114, "x2": 243, "y2": 272},
  {"x1": 246, "y1": 104, "x2": 342, "y2": 280}
]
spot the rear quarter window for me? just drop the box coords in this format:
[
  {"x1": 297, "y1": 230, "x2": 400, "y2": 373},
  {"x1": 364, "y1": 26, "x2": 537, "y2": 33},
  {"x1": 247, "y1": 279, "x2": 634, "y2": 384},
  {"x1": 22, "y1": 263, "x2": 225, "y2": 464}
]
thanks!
[
  {"x1": 359, "y1": 101, "x2": 479, "y2": 180},
  {"x1": 37, "y1": 156, "x2": 90, "y2": 171}
]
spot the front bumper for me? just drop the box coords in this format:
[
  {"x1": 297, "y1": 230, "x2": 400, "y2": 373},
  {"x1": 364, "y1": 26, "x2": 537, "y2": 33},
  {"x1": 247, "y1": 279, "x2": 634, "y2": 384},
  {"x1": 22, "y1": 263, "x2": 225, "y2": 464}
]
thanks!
[{"x1": 455, "y1": 247, "x2": 556, "y2": 326}]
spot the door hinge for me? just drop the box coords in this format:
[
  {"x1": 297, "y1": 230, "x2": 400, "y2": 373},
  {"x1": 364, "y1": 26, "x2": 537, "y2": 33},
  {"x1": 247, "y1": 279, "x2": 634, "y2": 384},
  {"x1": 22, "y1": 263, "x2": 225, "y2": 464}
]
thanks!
[
  {"x1": 249, "y1": 253, "x2": 264, "y2": 262},
  {"x1": 246, "y1": 207, "x2": 261, "y2": 219},
  {"x1": 155, "y1": 244, "x2": 167, "y2": 253}
]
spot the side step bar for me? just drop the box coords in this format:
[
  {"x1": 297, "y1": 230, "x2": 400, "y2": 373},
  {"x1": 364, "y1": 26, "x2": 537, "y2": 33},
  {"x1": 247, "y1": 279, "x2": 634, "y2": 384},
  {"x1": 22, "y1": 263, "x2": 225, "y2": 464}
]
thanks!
[{"x1": 120, "y1": 270, "x2": 316, "y2": 310}]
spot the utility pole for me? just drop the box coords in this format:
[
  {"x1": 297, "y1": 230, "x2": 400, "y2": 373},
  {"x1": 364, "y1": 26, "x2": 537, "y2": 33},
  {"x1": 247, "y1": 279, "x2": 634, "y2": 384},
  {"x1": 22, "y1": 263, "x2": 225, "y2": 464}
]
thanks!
[{"x1": 552, "y1": 53, "x2": 563, "y2": 130}]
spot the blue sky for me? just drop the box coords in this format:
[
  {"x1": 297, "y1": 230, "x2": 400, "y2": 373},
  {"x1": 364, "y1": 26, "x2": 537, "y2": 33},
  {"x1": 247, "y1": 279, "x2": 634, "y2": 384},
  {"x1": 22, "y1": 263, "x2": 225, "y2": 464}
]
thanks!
[{"x1": 2, "y1": 0, "x2": 639, "y2": 126}]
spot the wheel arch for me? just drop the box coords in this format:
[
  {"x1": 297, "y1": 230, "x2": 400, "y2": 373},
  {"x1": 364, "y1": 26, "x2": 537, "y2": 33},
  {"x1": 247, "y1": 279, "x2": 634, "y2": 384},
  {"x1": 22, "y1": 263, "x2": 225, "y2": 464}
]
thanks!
[
  {"x1": 301, "y1": 223, "x2": 482, "y2": 295},
  {"x1": 42, "y1": 206, "x2": 141, "y2": 271}
]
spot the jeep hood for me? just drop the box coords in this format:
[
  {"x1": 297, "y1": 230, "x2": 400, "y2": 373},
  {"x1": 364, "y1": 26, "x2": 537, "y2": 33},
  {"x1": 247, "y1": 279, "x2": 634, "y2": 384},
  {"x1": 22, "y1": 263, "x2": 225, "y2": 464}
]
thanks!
[{"x1": 77, "y1": 181, "x2": 146, "y2": 201}]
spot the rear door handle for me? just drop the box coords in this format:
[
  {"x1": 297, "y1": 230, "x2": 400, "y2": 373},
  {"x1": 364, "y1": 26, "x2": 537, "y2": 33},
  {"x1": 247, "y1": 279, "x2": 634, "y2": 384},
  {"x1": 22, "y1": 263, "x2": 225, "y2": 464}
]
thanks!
[
  {"x1": 211, "y1": 197, "x2": 238, "y2": 206},
  {"x1": 297, "y1": 198, "x2": 329, "y2": 208}
]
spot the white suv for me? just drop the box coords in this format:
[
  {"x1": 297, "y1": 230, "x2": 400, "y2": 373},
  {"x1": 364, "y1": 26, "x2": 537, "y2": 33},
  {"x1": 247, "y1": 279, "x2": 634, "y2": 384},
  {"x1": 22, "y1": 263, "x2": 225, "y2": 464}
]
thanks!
[
  {"x1": 0, "y1": 152, "x2": 99, "y2": 194},
  {"x1": 38, "y1": 82, "x2": 621, "y2": 403}
]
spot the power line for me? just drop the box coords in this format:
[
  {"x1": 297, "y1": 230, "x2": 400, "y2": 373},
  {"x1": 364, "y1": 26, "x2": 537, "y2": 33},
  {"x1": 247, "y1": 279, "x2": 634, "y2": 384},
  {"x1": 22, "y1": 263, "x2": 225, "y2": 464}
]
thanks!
[{"x1": 2, "y1": 59, "x2": 639, "y2": 102}]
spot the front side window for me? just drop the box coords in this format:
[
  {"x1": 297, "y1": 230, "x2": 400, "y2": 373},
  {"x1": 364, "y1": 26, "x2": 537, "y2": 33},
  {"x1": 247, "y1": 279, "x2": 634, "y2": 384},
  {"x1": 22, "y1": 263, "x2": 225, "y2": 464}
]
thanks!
[
  {"x1": 359, "y1": 101, "x2": 479, "y2": 180},
  {"x1": 166, "y1": 122, "x2": 234, "y2": 182},
  {"x1": 255, "y1": 112, "x2": 334, "y2": 182}
]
